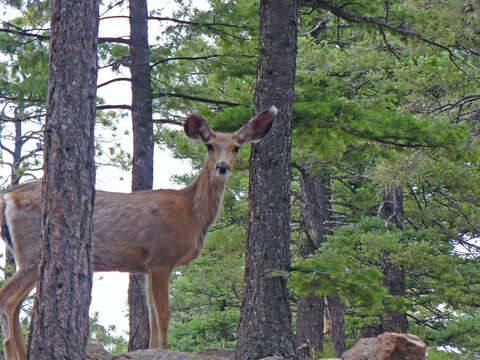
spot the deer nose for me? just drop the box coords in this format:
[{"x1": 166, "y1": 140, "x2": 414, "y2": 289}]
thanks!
[{"x1": 216, "y1": 162, "x2": 230, "y2": 174}]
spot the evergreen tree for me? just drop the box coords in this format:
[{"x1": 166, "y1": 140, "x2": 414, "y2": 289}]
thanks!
[{"x1": 27, "y1": 0, "x2": 99, "y2": 358}]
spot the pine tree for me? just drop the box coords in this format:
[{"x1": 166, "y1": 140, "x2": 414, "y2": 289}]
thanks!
[{"x1": 27, "y1": 0, "x2": 99, "y2": 358}]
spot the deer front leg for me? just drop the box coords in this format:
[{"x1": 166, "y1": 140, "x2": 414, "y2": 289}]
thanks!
[{"x1": 146, "y1": 266, "x2": 172, "y2": 349}]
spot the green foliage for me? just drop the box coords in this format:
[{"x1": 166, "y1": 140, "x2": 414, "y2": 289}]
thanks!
[
  {"x1": 169, "y1": 226, "x2": 245, "y2": 352},
  {"x1": 426, "y1": 349, "x2": 463, "y2": 360},
  {"x1": 89, "y1": 312, "x2": 128, "y2": 354}
]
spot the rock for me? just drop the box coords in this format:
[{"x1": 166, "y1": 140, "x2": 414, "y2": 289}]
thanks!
[
  {"x1": 196, "y1": 348, "x2": 235, "y2": 359},
  {"x1": 86, "y1": 343, "x2": 234, "y2": 360},
  {"x1": 342, "y1": 333, "x2": 426, "y2": 360},
  {"x1": 87, "y1": 342, "x2": 113, "y2": 360},
  {"x1": 111, "y1": 349, "x2": 201, "y2": 360}
]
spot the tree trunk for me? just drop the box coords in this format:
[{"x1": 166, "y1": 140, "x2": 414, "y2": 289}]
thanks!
[
  {"x1": 362, "y1": 187, "x2": 408, "y2": 336},
  {"x1": 297, "y1": 168, "x2": 345, "y2": 357},
  {"x1": 379, "y1": 188, "x2": 408, "y2": 333},
  {"x1": 27, "y1": 0, "x2": 98, "y2": 359},
  {"x1": 5, "y1": 119, "x2": 22, "y2": 279},
  {"x1": 128, "y1": 0, "x2": 154, "y2": 351},
  {"x1": 235, "y1": 1, "x2": 297, "y2": 359},
  {"x1": 296, "y1": 168, "x2": 328, "y2": 359},
  {"x1": 326, "y1": 294, "x2": 345, "y2": 357}
]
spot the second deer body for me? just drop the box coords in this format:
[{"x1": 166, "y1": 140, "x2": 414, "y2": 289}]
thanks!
[{"x1": 0, "y1": 106, "x2": 277, "y2": 360}]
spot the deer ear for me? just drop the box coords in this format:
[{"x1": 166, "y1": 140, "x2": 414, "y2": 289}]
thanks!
[
  {"x1": 235, "y1": 105, "x2": 277, "y2": 144},
  {"x1": 184, "y1": 114, "x2": 212, "y2": 143}
]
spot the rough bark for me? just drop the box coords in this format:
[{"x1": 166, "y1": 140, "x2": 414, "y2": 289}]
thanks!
[
  {"x1": 128, "y1": 0, "x2": 154, "y2": 351},
  {"x1": 235, "y1": 1, "x2": 298, "y2": 359},
  {"x1": 362, "y1": 188, "x2": 408, "y2": 336},
  {"x1": 296, "y1": 169, "x2": 328, "y2": 359},
  {"x1": 297, "y1": 169, "x2": 345, "y2": 357},
  {"x1": 379, "y1": 188, "x2": 408, "y2": 334},
  {"x1": 296, "y1": 293, "x2": 324, "y2": 359},
  {"x1": 27, "y1": 0, "x2": 98, "y2": 359},
  {"x1": 326, "y1": 294, "x2": 345, "y2": 357},
  {"x1": 4, "y1": 119, "x2": 22, "y2": 279}
]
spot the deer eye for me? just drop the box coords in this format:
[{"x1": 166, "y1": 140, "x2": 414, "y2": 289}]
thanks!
[
  {"x1": 233, "y1": 146, "x2": 240, "y2": 153},
  {"x1": 206, "y1": 144, "x2": 214, "y2": 152}
]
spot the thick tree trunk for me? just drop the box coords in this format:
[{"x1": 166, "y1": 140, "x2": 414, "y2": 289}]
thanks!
[
  {"x1": 296, "y1": 293, "x2": 324, "y2": 359},
  {"x1": 128, "y1": 0, "x2": 154, "y2": 351},
  {"x1": 27, "y1": 1, "x2": 98, "y2": 359},
  {"x1": 235, "y1": 1, "x2": 297, "y2": 359}
]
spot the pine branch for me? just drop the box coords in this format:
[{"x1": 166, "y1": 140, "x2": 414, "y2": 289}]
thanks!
[
  {"x1": 300, "y1": 0, "x2": 477, "y2": 78},
  {"x1": 0, "y1": 22, "x2": 48, "y2": 41}
]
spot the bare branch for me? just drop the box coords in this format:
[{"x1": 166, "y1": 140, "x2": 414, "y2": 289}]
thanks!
[
  {"x1": 97, "y1": 77, "x2": 131, "y2": 88},
  {"x1": 152, "y1": 118, "x2": 184, "y2": 127},
  {"x1": 150, "y1": 55, "x2": 221, "y2": 69},
  {"x1": 153, "y1": 92, "x2": 241, "y2": 107},
  {"x1": 96, "y1": 104, "x2": 132, "y2": 111},
  {"x1": 98, "y1": 37, "x2": 130, "y2": 45}
]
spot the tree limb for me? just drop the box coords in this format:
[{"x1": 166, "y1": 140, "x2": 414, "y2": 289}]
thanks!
[
  {"x1": 97, "y1": 77, "x2": 131, "y2": 88},
  {"x1": 153, "y1": 92, "x2": 240, "y2": 107},
  {"x1": 150, "y1": 54, "x2": 222, "y2": 69},
  {"x1": 96, "y1": 104, "x2": 132, "y2": 111}
]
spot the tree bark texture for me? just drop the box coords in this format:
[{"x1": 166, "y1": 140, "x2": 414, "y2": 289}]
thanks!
[
  {"x1": 379, "y1": 188, "x2": 408, "y2": 333},
  {"x1": 5, "y1": 119, "x2": 22, "y2": 279},
  {"x1": 296, "y1": 169, "x2": 328, "y2": 359},
  {"x1": 27, "y1": 1, "x2": 98, "y2": 359},
  {"x1": 128, "y1": 0, "x2": 154, "y2": 351},
  {"x1": 362, "y1": 187, "x2": 408, "y2": 336},
  {"x1": 325, "y1": 294, "x2": 345, "y2": 357},
  {"x1": 235, "y1": 1, "x2": 298, "y2": 359},
  {"x1": 298, "y1": 169, "x2": 345, "y2": 357}
]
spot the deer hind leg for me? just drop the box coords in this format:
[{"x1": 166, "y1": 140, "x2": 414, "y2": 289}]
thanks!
[
  {"x1": 145, "y1": 273, "x2": 159, "y2": 348},
  {"x1": 146, "y1": 266, "x2": 172, "y2": 349},
  {"x1": 0, "y1": 267, "x2": 37, "y2": 360}
]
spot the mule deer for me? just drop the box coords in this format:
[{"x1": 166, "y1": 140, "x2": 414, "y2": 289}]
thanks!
[{"x1": 0, "y1": 106, "x2": 277, "y2": 360}]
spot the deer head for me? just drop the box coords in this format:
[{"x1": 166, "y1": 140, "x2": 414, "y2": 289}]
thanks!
[{"x1": 184, "y1": 106, "x2": 278, "y2": 179}]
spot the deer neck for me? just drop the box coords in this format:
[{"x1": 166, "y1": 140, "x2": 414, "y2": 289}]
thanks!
[{"x1": 188, "y1": 164, "x2": 227, "y2": 236}]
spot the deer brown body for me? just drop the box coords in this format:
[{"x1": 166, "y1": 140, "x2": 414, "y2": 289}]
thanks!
[{"x1": 0, "y1": 106, "x2": 277, "y2": 360}]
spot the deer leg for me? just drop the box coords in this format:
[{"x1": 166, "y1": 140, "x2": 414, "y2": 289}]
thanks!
[
  {"x1": 13, "y1": 271, "x2": 36, "y2": 360},
  {"x1": 12, "y1": 301, "x2": 25, "y2": 360},
  {"x1": 0, "y1": 267, "x2": 37, "y2": 360},
  {"x1": 145, "y1": 273, "x2": 159, "y2": 348},
  {"x1": 147, "y1": 266, "x2": 172, "y2": 349}
]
